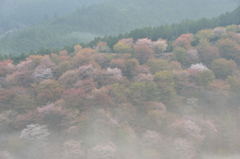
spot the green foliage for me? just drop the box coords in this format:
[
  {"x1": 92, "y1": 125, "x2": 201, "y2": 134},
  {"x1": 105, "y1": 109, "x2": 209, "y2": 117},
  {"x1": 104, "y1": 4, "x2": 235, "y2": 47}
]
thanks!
[
  {"x1": 191, "y1": 70, "x2": 215, "y2": 87},
  {"x1": 0, "y1": 1, "x2": 239, "y2": 55},
  {"x1": 34, "y1": 79, "x2": 63, "y2": 105},
  {"x1": 11, "y1": 93, "x2": 36, "y2": 112},
  {"x1": 217, "y1": 38, "x2": 240, "y2": 64},
  {"x1": 197, "y1": 41, "x2": 220, "y2": 65},
  {"x1": 173, "y1": 47, "x2": 189, "y2": 66},
  {"x1": 128, "y1": 81, "x2": 160, "y2": 102},
  {"x1": 147, "y1": 59, "x2": 171, "y2": 74},
  {"x1": 92, "y1": 6, "x2": 240, "y2": 48},
  {"x1": 134, "y1": 42, "x2": 154, "y2": 64},
  {"x1": 123, "y1": 59, "x2": 139, "y2": 79},
  {"x1": 211, "y1": 58, "x2": 237, "y2": 79},
  {"x1": 228, "y1": 76, "x2": 240, "y2": 93},
  {"x1": 154, "y1": 71, "x2": 176, "y2": 103},
  {"x1": 154, "y1": 71, "x2": 175, "y2": 85},
  {"x1": 113, "y1": 39, "x2": 134, "y2": 53},
  {"x1": 110, "y1": 83, "x2": 129, "y2": 103}
]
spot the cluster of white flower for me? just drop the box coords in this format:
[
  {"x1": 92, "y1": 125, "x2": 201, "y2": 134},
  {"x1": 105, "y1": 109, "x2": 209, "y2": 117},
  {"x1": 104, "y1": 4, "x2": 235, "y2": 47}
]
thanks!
[
  {"x1": 153, "y1": 39, "x2": 168, "y2": 52},
  {"x1": 135, "y1": 73, "x2": 153, "y2": 82},
  {"x1": 32, "y1": 56, "x2": 55, "y2": 81},
  {"x1": 171, "y1": 118, "x2": 204, "y2": 142},
  {"x1": 183, "y1": 120, "x2": 203, "y2": 140},
  {"x1": 190, "y1": 63, "x2": 209, "y2": 72},
  {"x1": 135, "y1": 38, "x2": 153, "y2": 47},
  {"x1": 106, "y1": 68, "x2": 123, "y2": 80},
  {"x1": 33, "y1": 67, "x2": 53, "y2": 81},
  {"x1": 20, "y1": 124, "x2": 50, "y2": 142}
]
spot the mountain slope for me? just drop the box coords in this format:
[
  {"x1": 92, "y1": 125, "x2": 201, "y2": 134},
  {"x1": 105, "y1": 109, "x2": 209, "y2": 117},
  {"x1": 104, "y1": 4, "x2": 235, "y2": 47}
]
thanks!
[
  {"x1": 0, "y1": 0, "x2": 238, "y2": 55},
  {"x1": 0, "y1": 0, "x2": 104, "y2": 33},
  {"x1": 1, "y1": 25, "x2": 240, "y2": 159},
  {"x1": 91, "y1": 6, "x2": 240, "y2": 48},
  {"x1": 61, "y1": 0, "x2": 238, "y2": 34}
]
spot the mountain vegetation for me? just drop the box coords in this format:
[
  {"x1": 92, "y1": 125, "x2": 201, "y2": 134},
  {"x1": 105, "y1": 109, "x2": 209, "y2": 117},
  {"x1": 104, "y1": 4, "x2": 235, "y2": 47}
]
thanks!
[
  {"x1": 91, "y1": 6, "x2": 240, "y2": 48},
  {"x1": 1, "y1": 25, "x2": 240, "y2": 159},
  {"x1": 2, "y1": 6, "x2": 240, "y2": 63},
  {"x1": 0, "y1": 0, "x2": 238, "y2": 55}
]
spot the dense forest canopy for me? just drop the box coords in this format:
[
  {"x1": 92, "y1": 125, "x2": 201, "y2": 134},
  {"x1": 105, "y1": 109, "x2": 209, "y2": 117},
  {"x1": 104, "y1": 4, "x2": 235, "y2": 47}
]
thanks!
[
  {"x1": 90, "y1": 6, "x2": 240, "y2": 48},
  {"x1": 1, "y1": 24, "x2": 240, "y2": 159}
]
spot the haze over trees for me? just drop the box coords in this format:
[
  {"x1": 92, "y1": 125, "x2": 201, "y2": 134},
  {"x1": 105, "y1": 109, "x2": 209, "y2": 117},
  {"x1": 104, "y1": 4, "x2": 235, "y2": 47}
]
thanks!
[
  {"x1": 0, "y1": 0, "x2": 238, "y2": 55},
  {"x1": 1, "y1": 1, "x2": 240, "y2": 159},
  {"x1": 0, "y1": 0, "x2": 104, "y2": 33},
  {"x1": 1, "y1": 25, "x2": 240, "y2": 159}
]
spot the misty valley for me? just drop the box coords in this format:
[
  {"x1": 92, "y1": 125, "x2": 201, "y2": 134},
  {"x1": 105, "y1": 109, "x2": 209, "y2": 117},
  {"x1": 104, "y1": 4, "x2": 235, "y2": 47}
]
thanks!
[{"x1": 0, "y1": 0, "x2": 240, "y2": 159}]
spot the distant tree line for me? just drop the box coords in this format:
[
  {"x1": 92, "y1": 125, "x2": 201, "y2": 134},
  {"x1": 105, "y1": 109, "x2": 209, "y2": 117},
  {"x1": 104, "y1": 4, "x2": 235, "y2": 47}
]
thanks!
[
  {"x1": 0, "y1": 48, "x2": 55, "y2": 64},
  {"x1": 89, "y1": 6, "x2": 240, "y2": 48},
  {"x1": 1, "y1": 6, "x2": 239, "y2": 63}
]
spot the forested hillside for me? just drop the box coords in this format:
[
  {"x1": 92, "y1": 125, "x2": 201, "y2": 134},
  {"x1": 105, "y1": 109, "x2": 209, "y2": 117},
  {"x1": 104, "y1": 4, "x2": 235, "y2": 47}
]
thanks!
[
  {"x1": 2, "y1": 6, "x2": 240, "y2": 62},
  {"x1": 1, "y1": 25, "x2": 240, "y2": 159},
  {"x1": 59, "y1": 0, "x2": 238, "y2": 34},
  {"x1": 92, "y1": 6, "x2": 240, "y2": 48},
  {"x1": 0, "y1": 0, "x2": 238, "y2": 55}
]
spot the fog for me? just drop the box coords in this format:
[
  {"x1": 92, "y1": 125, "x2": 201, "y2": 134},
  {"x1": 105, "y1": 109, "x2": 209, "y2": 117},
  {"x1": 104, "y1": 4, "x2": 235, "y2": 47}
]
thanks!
[
  {"x1": 0, "y1": 0, "x2": 240, "y2": 159},
  {"x1": 1, "y1": 100, "x2": 240, "y2": 159}
]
